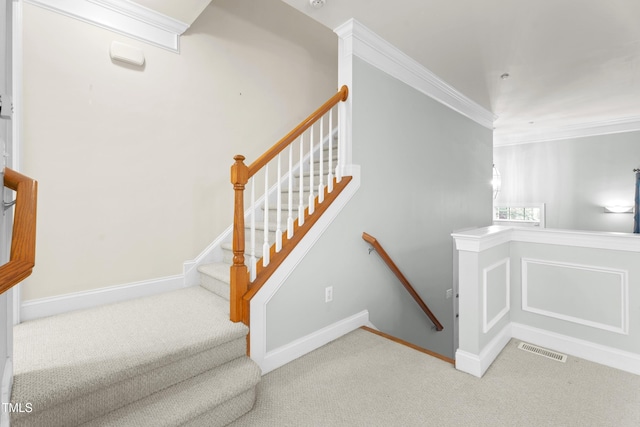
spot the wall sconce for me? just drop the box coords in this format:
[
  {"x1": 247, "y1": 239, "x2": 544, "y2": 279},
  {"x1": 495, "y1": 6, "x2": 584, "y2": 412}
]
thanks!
[
  {"x1": 603, "y1": 206, "x2": 634, "y2": 213},
  {"x1": 492, "y1": 164, "x2": 501, "y2": 199}
]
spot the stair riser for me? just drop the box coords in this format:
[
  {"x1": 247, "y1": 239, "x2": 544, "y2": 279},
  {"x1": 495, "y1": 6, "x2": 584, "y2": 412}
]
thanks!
[
  {"x1": 82, "y1": 357, "x2": 260, "y2": 427},
  {"x1": 12, "y1": 338, "x2": 248, "y2": 427},
  {"x1": 200, "y1": 274, "x2": 230, "y2": 300},
  {"x1": 296, "y1": 165, "x2": 338, "y2": 178},
  {"x1": 222, "y1": 241, "x2": 288, "y2": 264},
  {"x1": 182, "y1": 388, "x2": 257, "y2": 427}
]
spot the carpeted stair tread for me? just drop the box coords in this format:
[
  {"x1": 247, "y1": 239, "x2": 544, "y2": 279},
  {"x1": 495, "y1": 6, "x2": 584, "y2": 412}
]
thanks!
[
  {"x1": 198, "y1": 262, "x2": 230, "y2": 283},
  {"x1": 11, "y1": 287, "x2": 248, "y2": 424},
  {"x1": 80, "y1": 357, "x2": 261, "y2": 427}
]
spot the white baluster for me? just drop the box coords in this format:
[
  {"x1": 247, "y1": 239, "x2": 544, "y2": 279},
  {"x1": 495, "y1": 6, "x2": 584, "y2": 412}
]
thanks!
[
  {"x1": 250, "y1": 178, "x2": 256, "y2": 281},
  {"x1": 308, "y1": 125, "x2": 315, "y2": 215},
  {"x1": 263, "y1": 164, "x2": 270, "y2": 267},
  {"x1": 287, "y1": 145, "x2": 294, "y2": 239},
  {"x1": 298, "y1": 134, "x2": 305, "y2": 226},
  {"x1": 328, "y1": 107, "x2": 334, "y2": 193},
  {"x1": 337, "y1": 103, "x2": 343, "y2": 183},
  {"x1": 318, "y1": 116, "x2": 325, "y2": 204},
  {"x1": 275, "y1": 153, "x2": 282, "y2": 252}
]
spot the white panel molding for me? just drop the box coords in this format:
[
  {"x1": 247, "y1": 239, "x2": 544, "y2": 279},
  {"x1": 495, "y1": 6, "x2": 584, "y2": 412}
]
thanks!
[
  {"x1": 250, "y1": 167, "x2": 361, "y2": 372},
  {"x1": 512, "y1": 323, "x2": 640, "y2": 376},
  {"x1": 495, "y1": 115, "x2": 640, "y2": 147},
  {"x1": 334, "y1": 19, "x2": 496, "y2": 130},
  {"x1": 482, "y1": 258, "x2": 510, "y2": 333},
  {"x1": 25, "y1": 0, "x2": 188, "y2": 52},
  {"x1": 21, "y1": 274, "x2": 184, "y2": 321},
  {"x1": 453, "y1": 225, "x2": 640, "y2": 253},
  {"x1": 257, "y1": 310, "x2": 370, "y2": 375},
  {"x1": 521, "y1": 258, "x2": 629, "y2": 335},
  {"x1": 455, "y1": 322, "x2": 511, "y2": 378}
]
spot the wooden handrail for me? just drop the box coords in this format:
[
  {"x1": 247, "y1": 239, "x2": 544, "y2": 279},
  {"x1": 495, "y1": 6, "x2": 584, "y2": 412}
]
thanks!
[
  {"x1": 247, "y1": 85, "x2": 348, "y2": 177},
  {"x1": 362, "y1": 232, "x2": 444, "y2": 331},
  {"x1": 0, "y1": 168, "x2": 38, "y2": 295}
]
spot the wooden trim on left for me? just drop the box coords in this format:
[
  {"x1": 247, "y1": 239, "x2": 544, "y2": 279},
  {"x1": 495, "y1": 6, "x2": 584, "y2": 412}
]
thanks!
[
  {"x1": 361, "y1": 326, "x2": 455, "y2": 365},
  {"x1": 0, "y1": 168, "x2": 38, "y2": 295}
]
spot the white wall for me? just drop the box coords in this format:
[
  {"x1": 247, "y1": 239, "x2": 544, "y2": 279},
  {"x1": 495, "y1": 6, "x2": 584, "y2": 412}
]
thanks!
[
  {"x1": 494, "y1": 131, "x2": 640, "y2": 233},
  {"x1": 20, "y1": 0, "x2": 337, "y2": 300},
  {"x1": 265, "y1": 57, "x2": 493, "y2": 359}
]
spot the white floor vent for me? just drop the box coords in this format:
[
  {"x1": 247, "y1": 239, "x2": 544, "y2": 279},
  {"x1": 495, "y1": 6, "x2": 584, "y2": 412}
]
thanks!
[{"x1": 517, "y1": 342, "x2": 567, "y2": 363}]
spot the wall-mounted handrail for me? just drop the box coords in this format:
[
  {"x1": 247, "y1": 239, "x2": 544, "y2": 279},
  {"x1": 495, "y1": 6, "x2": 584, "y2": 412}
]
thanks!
[
  {"x1": 0, "y1": 168, "x2": 38, "y2": 295},
  {"x1": 230, "y1": 86, "x2": 350, "y2": 324},
  {"x1": 362, "y1": 232, "x2": 444, "y2": 331}
]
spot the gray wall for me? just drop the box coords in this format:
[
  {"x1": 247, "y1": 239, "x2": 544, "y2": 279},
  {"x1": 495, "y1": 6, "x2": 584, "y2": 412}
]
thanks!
[
  {"x1": 494, "y1": 131, "x2": 640, "y2": 232},
  {"x1": 267, "y1": 57, "x2": 493, "y2": 358}
]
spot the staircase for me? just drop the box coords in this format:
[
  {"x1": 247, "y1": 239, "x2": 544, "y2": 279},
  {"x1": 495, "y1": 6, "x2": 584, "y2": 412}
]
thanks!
[
  {"x1": 9, "y1": 87, "x2": 352, "y2": 427},
  {"x1": 199, "y1": 137, "x2": 340, "y2": 300},
  {"x1": 10, "y1": 280, "x2": 260, "y2": 427}
]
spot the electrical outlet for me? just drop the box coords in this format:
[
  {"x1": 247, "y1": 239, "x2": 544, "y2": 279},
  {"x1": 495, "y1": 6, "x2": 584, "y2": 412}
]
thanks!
[
  {"x1": 325, "y1": 286, "x2": 333, "y2": 303},
  {"x1": 446, "y1": 289, "x2": 453, "y2": 299}
]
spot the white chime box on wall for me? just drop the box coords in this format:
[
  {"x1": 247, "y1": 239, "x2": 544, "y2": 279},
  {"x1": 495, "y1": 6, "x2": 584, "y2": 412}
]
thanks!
[{"x1": 110, "y1": 41, "x2": 145, "y2": 67}]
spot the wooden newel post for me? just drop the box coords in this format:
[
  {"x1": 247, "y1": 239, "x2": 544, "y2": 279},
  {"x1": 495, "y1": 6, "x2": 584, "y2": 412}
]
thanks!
[{"x1": 230, "y1": 155, "x2": 249, "y2": 323}]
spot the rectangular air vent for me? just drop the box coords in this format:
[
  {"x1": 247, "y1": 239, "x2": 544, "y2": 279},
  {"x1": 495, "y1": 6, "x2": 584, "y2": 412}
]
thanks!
[{"x1": 517, "y1": 342, "x2": 567, "y2": 363}]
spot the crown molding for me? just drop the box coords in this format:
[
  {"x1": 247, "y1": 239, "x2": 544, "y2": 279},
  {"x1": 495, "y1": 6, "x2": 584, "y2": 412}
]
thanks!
[
  {"x1": 25, "y1": 0, "x2": 189, "y2": 52},
  {"x1": 334, "y1": 19, "x2": 496, "y2": 130},
  {"x1": 89, "y1": 0, "x2": 189, "y2": 34},
  {"x1": 494, "y1": 116, "x2": 640, "y2": 146}
]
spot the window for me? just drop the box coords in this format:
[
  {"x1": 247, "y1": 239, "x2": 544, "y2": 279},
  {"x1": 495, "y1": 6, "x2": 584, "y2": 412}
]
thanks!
[{"x1": 493, "y1": 204, "x2": 545, "y2": 227}]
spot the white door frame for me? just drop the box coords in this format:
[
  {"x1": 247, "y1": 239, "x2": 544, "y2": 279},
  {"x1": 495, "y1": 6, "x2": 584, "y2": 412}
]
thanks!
[
  {"x1": 1, "y1": 1, "x2": 23, "y2": 425},
  {"x1": 9, "y1": 0, "x2": 22, "y2": 327}
]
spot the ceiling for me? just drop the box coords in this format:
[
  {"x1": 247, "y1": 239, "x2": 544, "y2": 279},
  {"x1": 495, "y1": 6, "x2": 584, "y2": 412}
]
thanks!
[
  {"x1": 280, "y1": 0, "x2": 640, "y2": 144},
  {"x1": 131, "y1": 0, "x2": 640, "y2": 144}
]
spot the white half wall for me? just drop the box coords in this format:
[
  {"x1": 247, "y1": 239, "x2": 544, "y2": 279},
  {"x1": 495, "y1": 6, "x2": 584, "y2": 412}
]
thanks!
[{"x1": 453, "y1": 226, "x2": 640, "y2": 377}]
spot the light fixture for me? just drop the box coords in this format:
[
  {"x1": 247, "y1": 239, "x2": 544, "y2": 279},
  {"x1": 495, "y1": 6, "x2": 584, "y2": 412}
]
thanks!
[
  {"x1": 309, "y1": 0, "x2": 326, "y2": 8},
  {"x1": 492, "y1": 164, "x2": 501, "y2": 199},
  {"x1": 604, "y1": 206, "x2": 634, "y2": 213}
]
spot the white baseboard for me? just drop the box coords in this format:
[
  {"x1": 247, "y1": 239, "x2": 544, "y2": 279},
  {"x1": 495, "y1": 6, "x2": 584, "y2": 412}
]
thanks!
[
  {"x1": 256, "y1": 310, "x2": 369, "y2": 375},
  {"x1": 511, "y1": 323, "x2": 640, "y2": 376},
  {"x1": 21, "y1": 275, "x2": 185, "y2": 321},
  {"x1": 455, "y1": 323, "x2": 511, "y2": 378},
  {"x1": 1, "y1": 357, "x2": 12, "y2": 427},
  {"x1": 182, "y1": 226, "x2": 230, "y2": 288}
]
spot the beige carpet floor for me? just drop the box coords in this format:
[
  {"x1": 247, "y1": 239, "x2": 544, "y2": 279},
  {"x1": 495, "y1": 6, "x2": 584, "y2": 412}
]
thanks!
[{"x1": 231, "y1": 328, "x2": 640, "y2": 426}]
